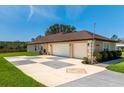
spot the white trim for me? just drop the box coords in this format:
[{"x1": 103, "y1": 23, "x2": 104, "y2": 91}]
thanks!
[{"x1": 116, "y1": 43, "x2": 124, "y2": 47}]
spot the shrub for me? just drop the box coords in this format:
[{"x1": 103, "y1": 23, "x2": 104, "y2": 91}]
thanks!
[
  {"x1": 111, "y1": 51, "x2": 117, "y2": 58},
  {"x1": 107, "y1": 51, "x2": 114, "y2": 59},
  {"x1": 93, "y1": 52, "x2": 102, "y2": 62},
  {"x1": 82, "y1": 57, "x2": 91, "y2": 64},
  {"x1": 100, "y1": 51, "x2": 108, "y2": 61},
  {"x1": 82, "y1": 51, "x2": 122, "y2": 64},
  {"x1": 95, "y1": 51, "x2": 122, "y2": 63},
  {"x1": 116, "y1": 51, "x2": 122, "y2": 57}
]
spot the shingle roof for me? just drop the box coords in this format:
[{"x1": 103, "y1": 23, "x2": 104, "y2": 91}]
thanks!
[{"x1": 30, "y1": 30, "x2": 116, "y2": 44}]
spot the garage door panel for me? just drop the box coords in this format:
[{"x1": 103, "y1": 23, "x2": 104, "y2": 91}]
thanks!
[
  {"x1": 73, "y1": 43, "x2": 87, "y2": 59},
  {"x1": 52, "y1": 44, "x2": 69, "y2": 57}
]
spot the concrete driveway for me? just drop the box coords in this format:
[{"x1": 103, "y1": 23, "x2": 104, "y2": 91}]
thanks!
[
  {"x1": 58, "y1": 70, "x2": 124, "y2": 87},
  {"x1": 5, "y1": 55, "x2": 105, "y2": 87}
]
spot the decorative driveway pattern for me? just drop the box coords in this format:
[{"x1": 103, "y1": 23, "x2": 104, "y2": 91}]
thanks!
[
  {"x1": 58, "y1": 70, "x2": 124, "y2": 87},
  {"x1": 24, "y1": 57, "x2": 43, "y2": 59},
  {"x1": 5, "y1": 55, "x2": 106, "y2": 87},
  {"x1": 41, "y1": 61, "x2": 74, "y2": 69},
  {"x1": 11, "y1": 60, "x2": 37, "y2": 66}
]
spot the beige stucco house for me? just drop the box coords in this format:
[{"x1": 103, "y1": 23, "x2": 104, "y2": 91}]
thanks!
[{"x1": 27, "y1": 31, "x2": 116, "y2": 60}]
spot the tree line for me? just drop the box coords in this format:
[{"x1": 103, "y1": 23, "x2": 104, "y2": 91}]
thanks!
[{"x1": 0, "y1": 41, "x2": 28, "y2": 53}]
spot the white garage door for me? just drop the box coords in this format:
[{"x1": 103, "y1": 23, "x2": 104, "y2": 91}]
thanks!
[
  {"x1": 73, "y1": 43, "x2": 87, "y2": 59},
  {"x1": 52, "y1": 43, "x2": 69, "y2": 57}
]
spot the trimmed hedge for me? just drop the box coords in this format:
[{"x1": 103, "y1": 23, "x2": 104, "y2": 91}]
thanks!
[{"x1": 94, "y1": 51, "x2": 122, "y2": 62}]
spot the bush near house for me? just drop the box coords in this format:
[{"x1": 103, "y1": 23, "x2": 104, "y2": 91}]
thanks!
[
  {"x1": 94, "y1": 51, "x2": 122, "y2": 63},
  {"x1": 93, "y1": 52, "x2": 103, "y2": 62},
  {"x1": 100, "y1": 51, "x2": 108, "y2": 61},
  {"x1": 82, "y1": 57, "x2": 91, "y2": 64}
]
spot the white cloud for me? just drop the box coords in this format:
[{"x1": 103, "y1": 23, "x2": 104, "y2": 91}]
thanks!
[
  {"x1": 28, "y1": 5, "x2": 34, "y2": 21},
  {"x1": 28, "y1": 5, "x2": 61, "y2": 21}
]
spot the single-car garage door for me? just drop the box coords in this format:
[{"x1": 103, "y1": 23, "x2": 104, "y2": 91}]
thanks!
[
  {"x1": 73, "y1": 43, "x2": 87, "y2": 59},
  {"x1": 52, "y1": 43, "x2": 70, "y2": 57}
]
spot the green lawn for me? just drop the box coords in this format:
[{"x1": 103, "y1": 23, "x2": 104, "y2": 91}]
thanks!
[
  {"x1": 0, "y1": 52, "x2": 46, "y2": 87},
  {"x1": 0, "y1": 52, "x2": 39, "y2": 57},
  {"x1": 107, "y1": 52, "x2": 124, "y2": 73},
  {"x1": 107, "y1": 61, "x2": 124, "y2": 73},
  {"x1": 121, "y1": 52, "x2": 124, "y2": 57}
]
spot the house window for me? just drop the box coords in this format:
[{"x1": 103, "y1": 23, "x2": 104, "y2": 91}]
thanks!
[
  {"x1": 36, "y1": 45, "x2": 39, "y2": 50},
  {"x1": 43, "y1": 49, "x2": 46, "y2": 53},
  {"x1": 103, "y1": 42, "x2": 110, "y2": 51},
  {"x1": 35, "y1": 45, "x2": 37, "y2": 51},
  {"x1": 41, "y1": 46, "x2": 43, "y2": 50}
]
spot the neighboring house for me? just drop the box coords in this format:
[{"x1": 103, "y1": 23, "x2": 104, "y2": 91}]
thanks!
[
  {"x1": 27, "y1": 30, "x2": 116, "y2": 61},
  {"x1": 116, "y1": 43, "x2": 124, "y2": 51}
]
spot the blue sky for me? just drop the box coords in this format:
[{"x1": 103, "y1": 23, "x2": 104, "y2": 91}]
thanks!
[{"x1": 0, "y1": 5, "x2": 124, "y2": 41}]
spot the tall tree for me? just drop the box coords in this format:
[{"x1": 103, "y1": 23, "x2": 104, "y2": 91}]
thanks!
[
  {"x1": 111, "y1": 34, "x2": 119, "y2": 40},
  {"x1": 31, "y1": 35, "x2": 43, "y2": 42},
  {"x1": 35, "y1": 35, "x2": 43, "y2": 40},
  {"x1": 31, "y1": 38, "x2": 35, "y2": 42},
  {"x1": 45, "y1": 24, "x2": 76, "y2": 36},
  {"x1": 119, "y1": 38, "x2": 124, "y2": 43}
]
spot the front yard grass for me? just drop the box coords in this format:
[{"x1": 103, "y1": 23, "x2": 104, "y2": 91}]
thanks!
[
  {"x1": 0, "y1": 52, "x2": 39, "y2": 57},
  {"x1": 107, "y1": 61, "x2": 124, "y2": 73},
  {"x1": 121, "y1": 52, "x2": 124, "y2": 57},
  {"x1": 107, "y1": 52, "x2": 124, "y2": 73},
  {"x1": 0, "y1": 52, "x2": 46, "y2": 87}
]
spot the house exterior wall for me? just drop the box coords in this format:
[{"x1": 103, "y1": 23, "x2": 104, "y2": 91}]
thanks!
[
  {"x1": 27, "y1": 40, "x2": 116, "y2": 62},
  {"x1": 27, "y1": 44, "x2": 48, "y2": 53},
  {"x1": 27, "y1": 44, "x2": 36, "y2": 52},
  {"x1": 94, "y1": 40, "x2": 103, "y2": 52},
  {"x1": 94, "y1": 40, "x2": 116, "y2": 52},
  {"x1": 109, "y1": 42, "x2": 116, "y2": 51},
  {"x1": 83, "y1": 40, "x2": 116, "y2": 62}
]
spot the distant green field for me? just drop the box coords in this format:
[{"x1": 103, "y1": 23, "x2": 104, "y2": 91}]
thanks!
[{"x1": 0, "y1": 52, "x2": 46, "y2": 87}]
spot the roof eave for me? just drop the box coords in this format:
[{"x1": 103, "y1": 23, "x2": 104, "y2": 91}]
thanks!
[{"x1": 28, "y1": 38, "x2": 117, "y2": 45}]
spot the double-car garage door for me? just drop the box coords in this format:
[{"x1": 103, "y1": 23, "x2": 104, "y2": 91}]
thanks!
[
  {"x1": 52, "y1": 43, "x2": 87, "y2": 59},
  {"x1": 73, "y1": 43, "x2": 87, "y2": 58},
  {"x1": 52, "y1": 44, "x2": 70, "y2": 57}
]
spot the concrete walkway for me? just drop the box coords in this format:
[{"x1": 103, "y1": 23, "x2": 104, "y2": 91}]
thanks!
[
  {"x1": 5, "y1": 55, "x2": 105, "y2": 87},
  {"x1": 95, "y1": 58, "x2": 124, "y2": 67},
  {"x1": 58, "y1": 70, "x2": 124, "y2": 87}
]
